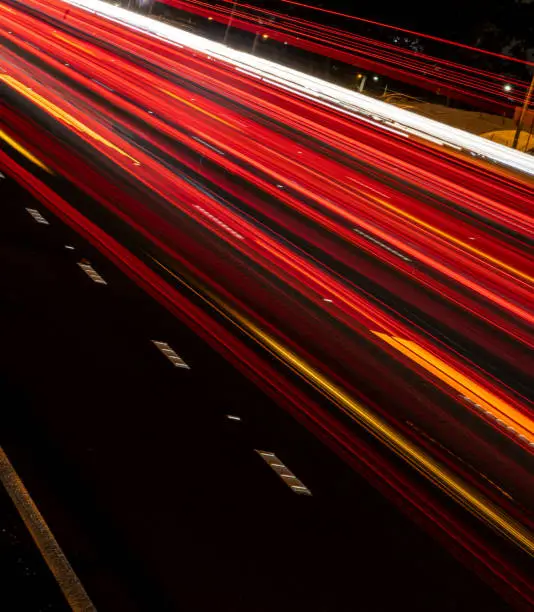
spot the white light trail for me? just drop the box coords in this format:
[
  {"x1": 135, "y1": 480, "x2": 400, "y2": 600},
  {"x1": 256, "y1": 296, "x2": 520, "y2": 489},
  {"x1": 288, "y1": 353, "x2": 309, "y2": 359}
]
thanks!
[{"x1": 62, "y1": 0, "x2": 534, "y2": 176}]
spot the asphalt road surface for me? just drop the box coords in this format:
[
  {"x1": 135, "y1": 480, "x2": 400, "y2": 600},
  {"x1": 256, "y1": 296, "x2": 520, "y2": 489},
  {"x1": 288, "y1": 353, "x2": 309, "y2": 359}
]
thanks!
[
  {"x1": 0, "y1": 175, "x2": 512, "y2": 611},
  {"x1": 2, "y1": 8, "x2": 534, "y2": 603}
]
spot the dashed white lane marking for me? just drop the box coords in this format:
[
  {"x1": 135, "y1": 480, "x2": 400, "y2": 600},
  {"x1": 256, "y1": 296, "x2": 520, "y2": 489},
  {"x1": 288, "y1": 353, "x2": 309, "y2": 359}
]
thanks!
[
  {"x1": 78, "y1": 261, "x2": 107, "y2": 284},
  {"x1": 255, "y1": 450, "x2": 312, "y2": 495},
  {"x1": 25, "y1": 208, "x2": 49, "y2": 225},
  {"x1": 152, "y1": 340, "x2": 190, "y2": 369}
]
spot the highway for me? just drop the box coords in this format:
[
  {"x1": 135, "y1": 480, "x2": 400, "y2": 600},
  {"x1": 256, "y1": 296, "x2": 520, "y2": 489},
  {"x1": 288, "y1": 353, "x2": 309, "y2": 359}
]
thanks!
[
  {"x1": 0, "y1": 0, "x2": 533, "y2": 607},
  {"x1": 157, "y1": 0, "x2": 534, "y2": 114},
  {"x1": 61, "y1": 0, "x2": 534, "y2": 175},
  {"x1": 0, "y1": 175, "x2": 512, "y2": 611}
]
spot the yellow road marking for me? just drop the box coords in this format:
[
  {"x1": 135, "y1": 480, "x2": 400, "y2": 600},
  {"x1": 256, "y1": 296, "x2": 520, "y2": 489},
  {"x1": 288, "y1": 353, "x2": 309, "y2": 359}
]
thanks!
[{"x1": 0, "y1": 446, "x2": 95, "y2": 611}]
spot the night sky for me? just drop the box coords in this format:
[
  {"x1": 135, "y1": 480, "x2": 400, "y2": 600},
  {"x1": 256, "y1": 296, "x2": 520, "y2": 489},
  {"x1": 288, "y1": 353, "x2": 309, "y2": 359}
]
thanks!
[{"x1": 289, "y1": 0, "x2": 533, "y2": 51}]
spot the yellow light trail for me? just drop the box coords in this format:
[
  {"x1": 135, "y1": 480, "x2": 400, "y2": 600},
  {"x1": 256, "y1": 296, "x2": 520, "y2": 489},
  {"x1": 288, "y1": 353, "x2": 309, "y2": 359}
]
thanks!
[
  {"x1": 155, "y1": 86, "x2": 533, "y2": 288},
  {"x1": 11, "y1": 16, "x2": 525, "y2": 285},
  {"x1": 369, "y1": 195, "x2": 534, "y2": 284},
  {"x1": 0, "y1": 74, "x2": 140, "y2": 166},
  {"x1": 0, "y1": 128, "x2": 53, "y2": 173},
  {"x1": 152, "y1": 257, "x2": 534, "y2": 555},
  {"x1": 52, "y1": 31, "x2": 98, "y2": 56},
  {"x1": 161, "y1": 87, "x2": 235, "y2": 129},
  {"x1": 372, "y1": 332, "x2": 534, "y2": 441},
  {"x1": 152, "y1": 79, "x2": 532, "y2": 289},
  {"x1": 31, "y1": 25, "x2": 232, "y2": 132}
]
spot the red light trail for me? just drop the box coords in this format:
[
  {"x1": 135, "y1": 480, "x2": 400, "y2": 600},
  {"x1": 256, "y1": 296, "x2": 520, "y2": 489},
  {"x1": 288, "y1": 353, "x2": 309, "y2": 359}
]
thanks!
[
  {"x1": 1, "y1": 0, "x2": 533, "y2": 605},
  {"x1": 159, "y1": 0, "x2": 534, "y2": 113}
]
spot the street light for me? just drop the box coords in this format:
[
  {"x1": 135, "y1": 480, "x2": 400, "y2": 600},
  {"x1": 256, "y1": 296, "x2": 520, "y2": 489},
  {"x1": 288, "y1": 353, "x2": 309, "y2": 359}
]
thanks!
[
  {"x1": 512, "y1": 74, "x2": 534, "y2": 150},
  {"x1": 503, "y1": 83, "x2": 513, "y2": 92},
  {"x1": 373, "y1": 75, "x2": 379, "y2": 82},
  {"x1": 252, "y1": 32, "x2": 260, "y2": 54},
  {"x1": 223, "y1": 1, "x2": 237, "y2": 44}
]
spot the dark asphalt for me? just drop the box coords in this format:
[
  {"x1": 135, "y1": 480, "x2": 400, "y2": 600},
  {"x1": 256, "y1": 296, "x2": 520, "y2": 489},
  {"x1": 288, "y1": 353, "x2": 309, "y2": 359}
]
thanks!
[{"x1": 0, "y1": 174, "x2": 511, "y2": 611}]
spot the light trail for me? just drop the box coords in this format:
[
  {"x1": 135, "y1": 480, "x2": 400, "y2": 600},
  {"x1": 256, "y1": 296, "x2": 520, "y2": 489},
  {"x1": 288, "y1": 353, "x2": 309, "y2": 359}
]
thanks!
[
  {"x1": 150, "y1": 257, "x2": 534, "y2": 557},
  {"x1": 1, "y1": 2, "x2": 534, "y2": 604},
  {"x1": 373, "y1": 332, "x2": 534, "y2": 443},
  {"x1": 281, "y1": 0, "x2": 534, "y2": 68},
  {"x1": 162, "y1": 0, "x2": 531, "y2": 112},
  {"x1": 0, "y1": 127, "x2": 53, "y2": 172},
  {"x1": 59, "y1": 0, "x2": 534, "y2": 176},
  {"x1": 0, "y1": 74, "x2": 141, "y2": 166}
]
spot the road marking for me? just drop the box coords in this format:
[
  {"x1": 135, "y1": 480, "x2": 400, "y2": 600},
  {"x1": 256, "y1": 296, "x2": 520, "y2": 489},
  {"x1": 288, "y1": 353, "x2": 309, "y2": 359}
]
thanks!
[
  {"x1": 194, "y1": 204, "x2": 244, "y2": 240},
  {"x1": 0, "y1": 446, "x2": 95, "y2": 611},
  {"x1": 152, "y1": 257, "x2": 534, "y2": 553},
  {"x1": 78, "y1": 261, "x2": 107, "y2": 284},
  {"x1": 255, "y1": 450, "x2": 312, "y2": 495},
  {"x1": 152, "y1": 340, "x2": 190, "y2": 369},
  {"x1": 25, "y1": 208, "x2": 49, "y2": 225},
  {"x1": 0, "y1": 129, "x2": 53, "y2": 173},
  {"x1": 91, "y1": 78, "x2": 114, "y2": 92},
  {"x1": 353, "y1": 228, "x2": 412, "y2": 262},
  {"x1": 191, "y1": 136, "x2": 226, "y2": 156}
]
